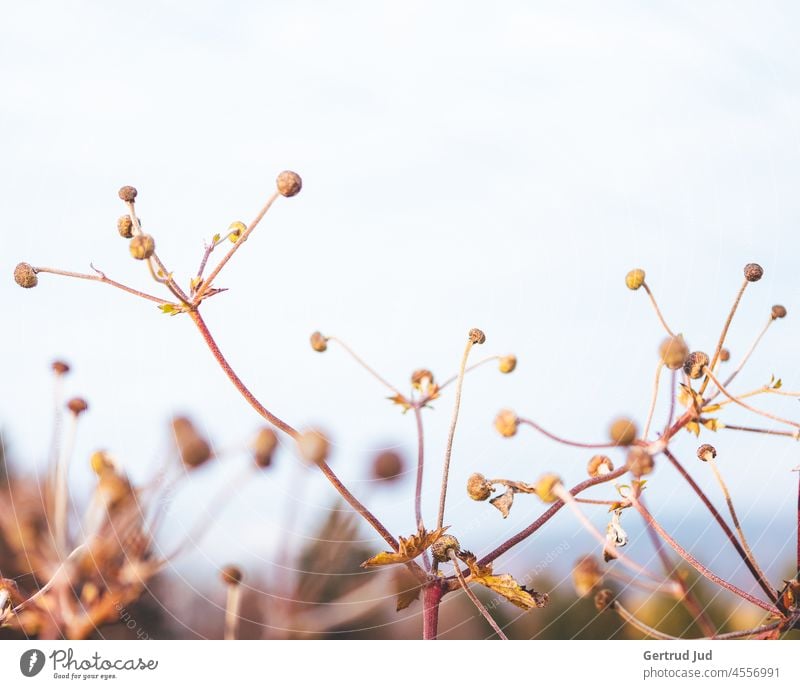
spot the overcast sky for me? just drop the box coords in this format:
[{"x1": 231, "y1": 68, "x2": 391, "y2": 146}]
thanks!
[{"x1": 2, "y1": 2, "x2": 799, "y2": 606}]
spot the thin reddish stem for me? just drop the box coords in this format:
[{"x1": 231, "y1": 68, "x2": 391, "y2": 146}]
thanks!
[
  {"x1": 33, "y1": 266, "x2": 167, "y2": 305},
  {"x1": 518, "y1": 418, "x2": 619, "y2": 449},
  {"x1": 422, "y1": 581, "x2": 444, "y2": 640}
]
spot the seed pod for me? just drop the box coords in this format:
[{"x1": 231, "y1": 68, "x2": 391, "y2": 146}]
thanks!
[
  {"x1": 498, "y1": 355, "x2": 517, "y2": 374},
  {"x1": 587, "y1": 454, "x2": 614, "y2": 478},
  {"x1": 594, "y1": 588, "x2": 616, "y2": 612},
  {"x1": 117, "y1": 215, "x2": 134, "y2": 238},
  {"x1": 372, "y1": 450, "x2": 404, "y2": 481},
  {"x1": 627, "y1": 447, "x2": 654, "y2": 477},
  {"x1": 719, "y1": 348, "x2": 730, "y2": 362},
  {"x1": 276, "y1": 170, "x2": 302, "y2": 197},
  {"x1": 67, "y1": 397, "x2": 89, "y2": 416},
  {"x1": 494, "y1": 409, "x2": 519, "y2": 437},
  {"x1": 411, "y1": 369, "x2": 434, "y2": 387},
  {"x1": 466, "y1": 472, "x2": 494, "y2": 501},
  {"x1": 659, "y1": 335, "x2": 689, "y2": 370},
  {"x1": 118, "y1": 185, "x2": 138, "y2": 203},
  {"x1": 696, "y1": 443, "x2": 716, "y2": 462},
  {"x1": 572, "y1": 555, "x2": 603, "y2": 597},
  {"x1": 13, "y1": 262, "x2": 38, "y2": 288},
  {"x1": 683, "y1": 351, "x2": 709, "y2": 379},
  {"x1": 252, "y1": 427, "x2": 278, "y2": 468},
  {"x1": 772, "y1": 305, "x2": 787, "y2": 320},
  {"x1": 609, "y1": 417, "x2": 637, "y2": 446},
  {"x1": 297, "y1": 428, "x2": 330, "y2": 464},
  {"x1": 172, "y1": 416, "x2": 212, "y2": 469},
  {"x1": 469, "y1": 328, "x2": 486, "y2": 345},
  {"x1": 534, "y1": 473, "x2": 561, "y2": 503},
  {"x1": 625, "y1": 269, "x2": 646, "y2": 290},
  {"x1": 129, "y1": 234, "x2": 155, "y2": 260},
  {"x1": 51, "y1": 360, "x2": 71, "y2": 376},
  {"x1": 430, "y1": 535, "x2": 460, "y2": 563},
  {"x1": 221, "y1": 565, "x2": 243, "y2": 586},
  {"x1": 743, "y1": 263, "x2": 763, "y2": 282},
  {"x1": 309, "y1": 331, "x2": 328, "y2": 352}
]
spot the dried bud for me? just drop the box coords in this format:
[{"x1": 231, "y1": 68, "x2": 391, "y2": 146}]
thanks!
[
  {"x1": 573, "y1": 555, "x2": 603, "y2": 597},
  {"x1": 118, "y1": 185, "x2": 138, "y2": 203},
  {"x1": 276, "y1": 170, "x2": 302, "y2": 197},
  {"x1": 51, "y1": 360, "x2": 71, "y2": 376},
  {"x1": 659, "y1": 335, "x2": 689, "y2": 370},
  {"x1": 466, "y1": 473, "x2": 494, "y2": 501},
  {"x1": 309, "y1": 331, "x2": 328, "y2": 352},
  {"x1": 587, "y1": 454, "x2": 614, "y2": 478},
  {"x1": 772, "y1": 305, "x2": 787, "y2": 320},
  {"x1": 411, "y1": 369, "x2": 434, "y2": 387},
  {"x1": 372, "y1": 450, "x2": 404, "y2": 481},
  {"x1": 172, "y1": 416, "x2": 212, "y2": 469},
  {"x1": 252, "y1": 427, "x2": 278, "y2": 468},
  {"x1": 469, "y1": 328, "x2": 486, "y2": 345},
  {"x1": 534, "y1": 473, "x2": 562, "y2": 503},
  {"x1": 494, "y1": 409, "x2": 519, "y2": 438},
  {"x1": 627, "y1": 447, "x2": 654, "y2": 477},
  {"x1": 430, "y1": 535, "x2": 460, "y2": 563},
  {"x1": 129, "y1": 234, "x2": 155, "y2": 260},
  {"x1": 297, "y1": 428, "x2": 330, "y2": 464},
  {"x1": 67, "y1": 397, "x2": 88, "y2": 416},
  {"x1": 625, "y1": 268, "x2": 646, "y2": 290},
  {"x1": 609, "y1": 417, "x2": 637, "y2": 446},
  {"x1": 498, "y1": 355, "x2": 517, "y2": 374},
  {"x1": 743, "y1": 263, "x2": 763, "y2": 282},
  {"x1": 117, "y1": 215, "x2": 134, "y2": 238},
  {"x1": 697, "y1": 443, "x2": 717, "y2": 462},
  {"x1": 13, "y1": 262, "x2": 38, "y2": 288},
  {"x1": 594, "y1": 588, "x2": 616, "y2": 612},
  {"x1": 221, "y1": 565, "x2": 243, "y2": 586},
  {"x1": 683, "y1": 351, "x2": 709, "y2": 379},
  {"x1": 228, "y1": 221, "x2": 246, "y2": 243},
  {"x1": 719, "y1": 348, "x2": 730, "y2": 362},
  {"x1": 89, "y1": 450, "x2": 114, "y2": 475}
]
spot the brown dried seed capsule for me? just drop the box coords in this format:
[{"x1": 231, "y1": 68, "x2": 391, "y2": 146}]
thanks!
[
  {"x1": 772, "y1": 305, "x2": 787, "y2": 320},
  {"x1": 498, "y1": 355, "x2": 517, "y2": 374},
  {"x1": 51, "y1": 360, "x2": 71, "y2": 376},
  {"x1": 14, "y1": 262, "x2": 38, "y2": 288},
  {"x1": 697, "y1": 443, "x2": 717, "y2": 462},
  {"x1": 469, "y1": 328, "x2": 486, "y2": 345},
  {"x1": 117, "y1": 215, "x2": 134, "y2": 238},
  {"x1": 430, "y1": 535, "x2": 460, "y2": 563},
  {"x1": 129, "y1": 234, "x2": 155, "y2": 260},
  {"x1": 587, "y1": 455, "x2": 614, "y2": 478},
  {"x1": 594, "y1": 588, "x2": 616, "y2": 612},
  {"x1": 172, "y1": 416, "x2": 212, "y2": 469},
  {"x1": 683, "y1": 351, "x2": 709, "y2": 379},
  {"x1": 609, "y1": 417, "x2": 637, "y2": 446},
  {"x1": 466, "y1": 472, "x2": 494, "y2": 501},
  {"x1": 309, "y1": 331, "x2": 328, "y2": 352},
  {"x1": 659, "y1": 335, "x2": 689, "y2": 370},
  {"x1": 534, "y1": 473, "x2": 562, "y2": 503},
  {"x1": 118, "y1": 185, "x2": 138, "y2": 203},
  {"x1": 67, "y1": 398, "x2": 89, "y2": 415},
  {"x1": 719, "y1": 348, "x2": 730, "y2": 362},
  {"x1": 221, "y1": 565, "x2": 243, "y2": 586},
  {"x1": 276, "y1": 170, "x2": 302, "y2": 197},
  {"x1": 411, "y1": 369, "x2": 434, "y2": 386},
  {"x1": 743, "y1": 263, "x2": 763, "y2": 282},
  {"x1": 627, "y1": 447, "x2": 654, "y2": 477},
  {"x1": 625, "y1": 268, "x2": 646, "y2": 290},
  {"x1": 372, "y1": 450, "x2": 404, "y2": 481},
  {"x1": 252, "y1": 427, "x2": 278, "y2": 468},
  {"x1": 572, "y1": 555, "x2": 603, "y2": 597},
  {"x1": 297, "y1": 428, "x2": 330, "y2": 464},
  {"x1": 494, "y1": 409, "x2": 519, "y2": 438}
]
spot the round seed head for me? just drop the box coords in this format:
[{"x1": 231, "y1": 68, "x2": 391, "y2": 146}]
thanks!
[
  {"x1": 683, "y1": 351, "x2": 709, "y2": 379},
  {"x1": 494, "y1": 409, "x2": 519, "y2": 438},
  {"x1": 772, "y1": 304, "x2": 787, "y2": 320},
  {"x1": 625, "y1": 268, "x2": 646, "y2": 290},
  {"x1": 14, "y1": 262, "x2": 38, "y2": 288},
  {"x1": 587, "y1": 454, "x2": 614, "y2": 478},
  {"x1": 534, "y1": 473, "x2": 562, "y2": 503},
  {"x1": 609, "y1": 417, "x2": 637, "y2": 446},
  {"x1": 573, "y1": 555, "x2": 603, "y2": 597},
  {"x1": 118, "y1": 185, "x2": 138, "y2": 203},
  {"x1": 627, "y1": 447, "x2": 654, "y2": 477},
  {"x1": 276, "y1": 170, "x2": 302, "y2": 197},
  {"x1": 297, "y1": 428, "x2": 330, "y2": 465},
  {"x1": 469, "y1": 328, "x2": 486, "y2": 345},
  {"x1": 252, "y1": 427, "x2": 278, "y2": 469},
  {"x1": 172, "y1": 416, "x2": 212, "y2": 469},
  {"x1": 309, "y1": 331, "x2": 328, "y2": 352},
  {"x1": 67, "y1": 397, "x2": 88, "y2": 416},
  {"x1": 719, "y1": 348, "x2": 730, "y2": 362},
  {"x1": 129, "y1": 234, "x2": 155, "y2": 260},
  {"x1": 697, "y1": 443, "x2": 717, "y2": 462},
  {"x1": 51, "y1": 360, "x2": 71, "y2": 376},
  {"x1": 430, "y1": 535, "x2": 460, "y2": 563},
  {"x1": 411, "y1": 369, "x2": 434, "y2": 387},
  {"x1": 466, "y1": 472, "x2": 494, "y2": 501},
  {"x1": 372, "y1": 450, "x2": 404, "y2": 482},
  {"x1": 498, "y1": 355, "x2": 517, "y2": 374},
  {"x1": 743, "y1": 263, "x2": 763, "y2": 282},
  {"x1": 117, "y1": 215, "x2": 134, "y2": 238},
  {"x1": 221, "y1": 565, "x2": 243, "y2": 586},
  {"x1": 659, "y1": 335, "x2": 689, "y2": 370},
  {"x1": 594, "y1": 588, "x2": 616, "y2": 612}
]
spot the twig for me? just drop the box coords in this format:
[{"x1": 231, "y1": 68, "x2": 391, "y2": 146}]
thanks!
[
  {"x1": 33, "y1": 266, "x2": 167, "y2": 305},
  {"x1": 518, "y1": 418, "x2": 618, "y2": 449},
  {"x1": 643, "y1": 362, "x2": 663, "y2": 440},
  {"x1": 449, "y1": 551, "x2": 508, "y2": 640},
  {"x1": 613, "y1": 601, "x2": 679, "y2": 640},
  {"x1": 412, "y1": 405, "x2": 431, "y2": 571},
  {"x1": 642, "y1": 282, "x2": 676, "y2": 337},
  {"x1": 326, "y1": 336, "x2": 402, "y2": 396},
  {"x1": 224, "y1": 585, "x2": 242, "y2": 641},
  {"x1": 699, "y1": 278, "x2": 748, "y2": 397}
]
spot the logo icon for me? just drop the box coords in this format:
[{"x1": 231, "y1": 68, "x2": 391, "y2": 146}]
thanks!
[{"x1": 20, "y1": 649, "x2": 45, "y2": 677}]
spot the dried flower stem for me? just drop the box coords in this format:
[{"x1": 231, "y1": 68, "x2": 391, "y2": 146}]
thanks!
[
  {"x1": 422, "y1": 581, "x2": 444, "y2": 640},
  {"x1": 613, "y1": 601, "x2": 679, "y2": 640},
  {"x1": 663, "y1": 369, "x2": 677, "y2": 435},
  {"x1": 721, "y1": 424, "x2": 797, "y2": 438},
  {"x1": 642, "y1": 282, "x2": 676, "y2": 337},
  {"x1": 32, "y1": 266, "x2": 167, "y2": 305},
  {"x1": 411, "y1": 406, "x2": 432, "y2": 572},
  {"x1": 710, "y1": 621, "x2": 782, "y2": 640},
  {"x1": 53, "y1": 413, "x2": 79, "y2": 557},
  {"x1": 715, "y1": 316, "x2": 774, "y2": 395},
  {"x1": 438, "y1": 355, "x2": 501, "y2": 390},
  {"x1": 449, "y1": 551, "x2": 508, "y2": 640},
  {"x1": 518, "y1": 418, "x2": 618, "y2": 449},
  {"x1": 642, "y1": 362, "x2": 663, "y2": 440},
  {"x1": 224, "y1": 585, "x2": 242, "y2": 640},
  {"x1": 326, "y1": 336, "x2": 402, "y2": 396}
]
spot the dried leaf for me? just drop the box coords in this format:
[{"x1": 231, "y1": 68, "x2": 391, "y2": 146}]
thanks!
[
  {"x1": 702, "y1": 418, "x2": 724, "y2": 432},
  {"x1": 212, "y1": 233, "x2": 221, "y2": 244},
  {"x1": 461, "y1": 553, "x2": 548, "y2": 610},
  {"x1": 679, "y1": 384, "x2": 704, "y2": 411},
  {"x1": 685, "y1": 421, "x2": 701, "y2": 436},
  {"x1": 394, "y1": 570, "x2": 422, "y2": 611},
  {"x1": 387, "y1": 394, "x2": 412, "y2": 413},
  {"x1": 489, "y1": 488, "x2": 515, "y2": 518},
  {"x1": 159, "y1": 303, "x2": 181, "y2": 315},
  {"x1": 361, "y1": 526, "x2": 449, "y2": 568}
]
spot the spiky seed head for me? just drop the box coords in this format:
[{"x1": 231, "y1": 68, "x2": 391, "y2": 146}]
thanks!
[
  {"x1": 431, "y1": 535, "x2": 460, "y2": 563},
  {"x1": 118, "y1": 185, "x2": 138, "y2": 203},
  {"x1": 14, "y1": 262, "x2": 38, "y2": 288},
  {"x1": 67, "y1": 397, "x2": 89, "y2": 416},
  {"x1": 627, "y1": 447, "x2": 654, "y2": 477},
  {"x1": 697, "y1": 443, "x2": 717, "y2": 462},
  {"x1": 744, "y1": 263, "x2": 763, "y2": 282},
  {"x1": 498, "y1": 355, "x2": 517, "y2": 373},
  {"x1": 587, "y1": 454, "x2": 614, "y2": 478},
  {"x1": 772, "y1": 304, "x2": 787, "y2": 320},
  {"x1": 372, "y1": 450, "x2": 404, "y2": 481},
  {"x1": 609, "y1": 417, "x2": 637, "y2": 446},
  {"x1": 117, "y1": 215, "x2": 134, "y2": 238},
  {"x1": 719, "y1": 348, "x2": 730, "y2": 362},
  {"x1": 625, "y1": 269, "x2": 646, "y2": 290},
  {"x1": 494, "y1": 409, "x2": 519, "y2": 437},
  {"x1": 297, "y1": 428, "x2": 330, "y2": 464},
  {"x1": 172, "y1": 416, "x2": 212, "y2": 469},
  {"x1": 469, "y1": 328, "x2": 486, "y2": 345},
  {"x1": 309, "y1": 331, "x2": 328, "y2": 352},
  {"x1": 221, "y1": 565, "x2": 243, "y2": 586},
  {"x1": 276, "y1": 170, "x2": 302, "y2": 197},
  {"x1": 594, "y1": 588, "x2": 616, "y2": 612},
  {"x1": 534, "y1": 473, "x2": 562, "y2": 503},
  {"x1": 129, "y1": 234, "x2": 155, "y2": 260},
  {"x1": 659, "y1": 335, "x2": 689, "y2": 370},
  {"x1": 466, "y1": 473, "x2": 494, "y2": 501},
  {"x1": 252, "y1": 427, "x2": 278, "y2": 469},
  {"x1": 683, "y1": 351, "x2": 709, "y2": 379},
  {"x1": 51, "y1": 360, "x2": 71, "y2": 376},
  {"x1": 573, "y1": 555, "x2": 603, "y2": 597}
]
